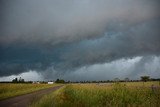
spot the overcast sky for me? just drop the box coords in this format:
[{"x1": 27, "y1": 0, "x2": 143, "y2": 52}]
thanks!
[{"x1": 0, "y1": 0, "x2": 160, "y2": 81}]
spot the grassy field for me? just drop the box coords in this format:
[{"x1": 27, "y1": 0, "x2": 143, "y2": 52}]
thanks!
[
  {"x1": 0, "y1": 83, "x2": 60, "y2": 100},
  {"x1": 30, "y1": 81, "x2": 160, "y2": 107}
]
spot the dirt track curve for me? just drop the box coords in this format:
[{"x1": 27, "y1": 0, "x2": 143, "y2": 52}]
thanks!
[{"x1": 0, "y1": 85, "x2": 64, "y2": 107}]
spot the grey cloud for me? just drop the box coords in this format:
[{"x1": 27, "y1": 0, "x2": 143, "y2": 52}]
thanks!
[
  {"x1": 0, "y1": 0, "x2": 159, "y2": 46},
  {"x1": 0, "y1": 0, "x2": 160, "y2": 78},
  {"x1": 55, "y1": 20, "x2": 160, "y2": 71},
  {"x1": 128, "y1": 56, "x2": 160, "y2": 79},
  {"x1": 1, "y1": 56, "x2": 160, "y2": 81},
  {"x1": 0, "y1": 70, "x2": 43, "y2": 81},
  {"x1": 41, "y1": 56, "x2": 160, "y2": 81}
]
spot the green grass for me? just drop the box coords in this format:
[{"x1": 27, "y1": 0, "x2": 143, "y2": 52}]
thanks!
[
  {"x1": 30, "y1": 86, "x2": 65, "y2": 107},
  {"x1": 30, "y1": 81, "x2": 160, "y2": 107},
  {"x1": 0, "y1": 83, "x2": 60, "y2": 100}
]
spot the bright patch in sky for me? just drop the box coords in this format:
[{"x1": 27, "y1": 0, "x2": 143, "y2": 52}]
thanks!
[{"x1": 0, "y1": 71, "x2": 43, "y2": 81}]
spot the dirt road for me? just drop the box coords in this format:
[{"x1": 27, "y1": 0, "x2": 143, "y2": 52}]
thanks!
[{"x1": 0, "y1": 85, "x2": 64, "y2": 107}]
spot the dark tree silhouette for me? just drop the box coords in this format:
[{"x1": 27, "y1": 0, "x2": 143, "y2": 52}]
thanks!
[
  {"x1": 12, "y1": 77, "x2": 25, "y2": 83},
  {"x1": 12, "y1": 78, "x2": 18, "y2": 83},
  {"x1": 55, "y1": 79, "x2": 65, "y2": 83},
  {"x1": 124, "y1": 78, "x2": 130, "y2": 82},
  {"x1": 141, "y1": 76, "x2": 150, "y2": 82},
  {"x1": 114, "y1": 78, "x2": 120, "y2": 82}
]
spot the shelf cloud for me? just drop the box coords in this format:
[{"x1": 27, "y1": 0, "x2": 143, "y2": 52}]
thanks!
[{"x1": 0, "y1": 0, "x2": 160, "y2": 80}]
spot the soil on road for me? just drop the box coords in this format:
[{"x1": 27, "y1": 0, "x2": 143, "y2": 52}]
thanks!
[{"x1": 0, "y1": 85, "x2": 64, "y2": 107}]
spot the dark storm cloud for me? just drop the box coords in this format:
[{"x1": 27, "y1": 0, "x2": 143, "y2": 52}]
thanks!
[
  {"x1": 0, "y1": 0, "x2": 160, "y2": 78},
  {"x1": 54, "y1": 19, "x2": 160, "y2": 71},
  {"x1": 0, "y1": 0, "x2": 159, "y2": 46},
  {"x1": 60, "y1": 56, "x2": 160, "y2": 81},
  {"x1": 128, "y1": 56, "x2": 155, "y2": 78}
]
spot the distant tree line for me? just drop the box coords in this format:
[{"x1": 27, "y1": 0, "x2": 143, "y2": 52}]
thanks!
[
  {"x1": 0, "y1": 76, "x2": 159, "y2": 84},
  {"x1": 140, "y1": 76, "x2": 150, "y2": 82},
  {"x1": 12, "y1": 77, "x2": 25, "y2": 83},
  {"x1": 55, "y1": 79, "x2": 65, "y2": 83},
  {"x1": 65, "y1": 76, "x2": 160, "y2": 83}
]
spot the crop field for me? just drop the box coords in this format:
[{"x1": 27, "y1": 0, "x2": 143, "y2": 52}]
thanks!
[
  {"x1": 30, "y1": 81, "x2": 160, "y2": 107},
  {"x1": 0, "y1": 83, "x2": 60, "y2": 100}
]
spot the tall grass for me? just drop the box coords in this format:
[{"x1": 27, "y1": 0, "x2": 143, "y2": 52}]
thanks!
[
  {"x1": 0, "y1": 83, "x2": 59, "y2": 100},
  {"x1": 30, "y1": 82, "x2": 160, "y2": 107},
  {"x1": 30, "y1": 86, "x2": 65, "y2": 107}
]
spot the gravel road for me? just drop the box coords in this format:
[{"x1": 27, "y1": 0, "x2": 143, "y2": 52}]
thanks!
[{"x1": 0, "y1": 85, "x2": 64, "y2": 107}]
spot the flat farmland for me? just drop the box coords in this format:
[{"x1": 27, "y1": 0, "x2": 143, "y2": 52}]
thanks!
[
  {"x1": 30, "y1": 81, "x2": 160, "y2": 107},
  {"x1": 0, "y1": 83, "x2": 60, "y2": 100}
]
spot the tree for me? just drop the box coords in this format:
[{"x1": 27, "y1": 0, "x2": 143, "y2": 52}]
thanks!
[
  {"x1": 12, "y1": 77, "x2": 25, "y2": 83},
  {"x1": 124, "y1": 78, "x2": 129, "y2": 82},
  {"x1": 55, "y1": 79, "x2": 65, "y2": 83},
  {"x1": 141, "y1": 76, "x2": 150, "y2": 82},
  {"x1": 12, "y1": 78, "x2": 18, "y2": 83},
  {"x1": 19, "y1": 77, "x2": 25, "y2": 83},
  {"x1": 114, "y1": 78, "x2": 120, "y2": 82}
]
